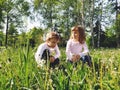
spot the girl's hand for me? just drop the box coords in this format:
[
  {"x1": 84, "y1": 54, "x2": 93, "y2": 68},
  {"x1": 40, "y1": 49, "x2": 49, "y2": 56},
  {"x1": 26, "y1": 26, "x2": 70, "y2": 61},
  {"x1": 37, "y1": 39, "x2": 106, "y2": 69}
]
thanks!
[
  {"x1": 76, "y1": 55, "x2": 80, "y2": 60},
  {"x1": 72, "y1": 54, "x2": 80, "y2": 62},
  {"x1": 50, "y1": 56, "x2": 55, "y2": 63},
  {"x1": 72, "y1": 55, "x2": 77, "y2": 62}
]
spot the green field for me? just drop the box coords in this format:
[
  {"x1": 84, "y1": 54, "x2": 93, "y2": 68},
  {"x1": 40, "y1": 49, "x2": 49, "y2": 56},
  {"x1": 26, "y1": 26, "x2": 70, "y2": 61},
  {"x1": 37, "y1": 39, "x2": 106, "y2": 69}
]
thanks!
[{"x1": 0, "y1": 47, "x2": 120, "y2": 90}]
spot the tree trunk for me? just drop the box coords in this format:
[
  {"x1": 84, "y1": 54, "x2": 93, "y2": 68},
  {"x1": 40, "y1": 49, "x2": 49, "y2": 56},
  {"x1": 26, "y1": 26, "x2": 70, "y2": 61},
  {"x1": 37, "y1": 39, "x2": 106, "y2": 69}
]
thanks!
[
  {"x1": 81, "y1": 0, "x2": 85, "y2": 27},
  {"x1": 97, "y1": 21, "x2": 100, "y2": 48},
  {"x1": 5, "y1": 13, "x2": 9, "y2": 48},
  {"x1": 97, "y1": 0, "x2": 103, "y2": 48},
  {"x1": 91, "y1": 0, "x2": 95, "y2": 48},
  {"x1": 115, "y1": 0, "x2": 120, "y2": 47},
  {"x1": 66, "y1": 8, "x2": 69, "y2": 39},
  {"x1": 50, "y1": 7, "x2": 53, "y2": 30}
]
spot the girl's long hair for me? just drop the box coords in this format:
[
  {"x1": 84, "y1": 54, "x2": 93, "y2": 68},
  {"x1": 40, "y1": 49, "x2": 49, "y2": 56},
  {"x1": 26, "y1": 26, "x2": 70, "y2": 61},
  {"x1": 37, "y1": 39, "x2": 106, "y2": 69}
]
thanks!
[{"x1": 70, "y1": 25, "x2": 86, "y2": 44}]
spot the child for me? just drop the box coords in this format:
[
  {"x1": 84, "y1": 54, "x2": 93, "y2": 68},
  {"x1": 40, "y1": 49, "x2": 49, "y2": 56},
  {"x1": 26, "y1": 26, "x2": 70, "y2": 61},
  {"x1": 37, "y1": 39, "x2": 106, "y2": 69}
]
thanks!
[
  {"x1": 35, "y1": 32, "x2": 60, "y2": 68},
  {"x1": 66, "y1": 25, "x2": 92, "y2": 67}
]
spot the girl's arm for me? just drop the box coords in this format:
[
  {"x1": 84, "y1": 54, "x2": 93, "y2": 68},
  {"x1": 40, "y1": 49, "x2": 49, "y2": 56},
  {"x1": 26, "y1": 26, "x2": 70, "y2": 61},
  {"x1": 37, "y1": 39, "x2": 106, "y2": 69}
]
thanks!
[{"x1": 79, "y1": 42, "x2": 89, "y2": 57}]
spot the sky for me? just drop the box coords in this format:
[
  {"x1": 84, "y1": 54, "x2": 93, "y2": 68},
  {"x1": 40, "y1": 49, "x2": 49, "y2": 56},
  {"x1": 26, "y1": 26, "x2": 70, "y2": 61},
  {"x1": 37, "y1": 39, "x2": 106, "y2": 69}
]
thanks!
[
  {"x1": 3, "y1": 0, "x2": 44, "y2": 33},
  {"x1": 25, "y1": 0, "x2": 46, "y2": 32}
]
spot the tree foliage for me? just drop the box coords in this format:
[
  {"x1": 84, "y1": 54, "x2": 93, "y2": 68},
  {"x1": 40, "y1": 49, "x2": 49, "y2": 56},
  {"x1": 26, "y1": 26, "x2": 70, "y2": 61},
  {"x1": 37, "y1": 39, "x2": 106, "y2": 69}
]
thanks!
[
  {"x1": 27, "y1": 27, "x2": 44, "y2": 47},
  {"x1": 0, "y1": 0, "x2": 119, "y2": 48}
]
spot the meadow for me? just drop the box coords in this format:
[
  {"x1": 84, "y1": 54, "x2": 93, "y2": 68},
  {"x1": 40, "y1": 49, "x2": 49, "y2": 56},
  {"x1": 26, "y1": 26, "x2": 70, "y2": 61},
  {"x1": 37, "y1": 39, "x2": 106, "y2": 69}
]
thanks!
[{"x1": 0, "y1": 46, "x2": 120, "y2": 90}]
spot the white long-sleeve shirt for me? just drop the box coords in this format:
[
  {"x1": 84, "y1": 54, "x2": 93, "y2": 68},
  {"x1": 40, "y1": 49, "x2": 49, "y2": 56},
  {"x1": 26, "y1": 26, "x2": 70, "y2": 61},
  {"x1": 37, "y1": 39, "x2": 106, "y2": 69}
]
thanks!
[
  {"x1": 66, "y1": 39, "x2": 89, "y2": 60},
  {"x1": 35, "y1": 42, "x2": 60, "y2": 63}
]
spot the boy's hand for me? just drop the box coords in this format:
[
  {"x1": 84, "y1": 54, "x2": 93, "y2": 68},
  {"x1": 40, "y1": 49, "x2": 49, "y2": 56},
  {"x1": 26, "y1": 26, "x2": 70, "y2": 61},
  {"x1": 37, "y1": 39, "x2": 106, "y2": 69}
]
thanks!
[{"x1": 50, "y1": 56, "x2": 55, "y2": 63}]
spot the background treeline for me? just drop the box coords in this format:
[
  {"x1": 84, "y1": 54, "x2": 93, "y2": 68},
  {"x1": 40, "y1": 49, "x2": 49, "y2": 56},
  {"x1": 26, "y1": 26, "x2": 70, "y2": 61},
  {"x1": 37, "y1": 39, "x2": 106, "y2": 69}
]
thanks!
[{"x1": 0, "y1": 0, "x2": 120, "y2": 48}]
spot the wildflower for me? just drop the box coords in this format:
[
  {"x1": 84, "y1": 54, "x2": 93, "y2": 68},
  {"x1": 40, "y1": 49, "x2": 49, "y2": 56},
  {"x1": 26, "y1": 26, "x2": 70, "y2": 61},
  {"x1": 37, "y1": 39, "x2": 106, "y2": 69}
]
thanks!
[
  {"x1": 98, "y1": 77, "x2": 100, "y2": 80},
  {"x1": 0, "y1": 64, "x2": 2, "y2": 69},
  {"x1": 49, "y1": 79, "x2": 53, "y2": 83},
  {"x1": 55, "y1": 67, "x2": 59, "y2": 70},
  {"x1": 114, "y1": 67, "x2": 117, "y2": 70},
  {"x1": 10, "y1": 79, "x2": 14, "y2": 88},
  {"x1": 37, "y1": 59, "x2": 46, "y2": 68},
  {"x1": 65, "y1": 69, "x2": 67, "y2": 72},
  {"x1": 96, "y1": 72, "x2": 98, "y2": 75}
]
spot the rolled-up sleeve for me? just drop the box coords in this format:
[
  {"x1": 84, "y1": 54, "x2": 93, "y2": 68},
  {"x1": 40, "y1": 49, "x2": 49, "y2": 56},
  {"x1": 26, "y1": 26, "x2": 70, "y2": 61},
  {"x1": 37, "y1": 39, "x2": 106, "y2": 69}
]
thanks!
[
  {"x1": 35, "y1": 44, "x2": 45, "y2": 63},
  {"x1": 54, "y1": 45, "x2": 60, "y2": 59},
  {"x1": 66, "y1": 40, "x2": 72, "y2": 60},
  {"x1": 79, "y1": 42, "x2": 89, "y2": 57}
]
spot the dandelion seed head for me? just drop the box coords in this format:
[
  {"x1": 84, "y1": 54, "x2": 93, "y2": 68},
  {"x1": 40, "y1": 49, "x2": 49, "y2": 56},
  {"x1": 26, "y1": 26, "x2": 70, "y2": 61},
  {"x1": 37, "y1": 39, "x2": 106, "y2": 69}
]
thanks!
[
  {"x1": 65, "y1": 69, "x2": 67, "y2": 72},
  {"x1": 49, "y1": 79, "x2": 53, "y2": 83},
  {"x1": 55, "y1": 67, "x2": 58, "y2": 70},
  {"x1": 37, "y1": 59, "x2": 46, "y2": 68},
  {"x1": 114, "y1": 67, "x2": 117, "y2": 70},
  {"x1": 106, "y1": 65, "x2": 108, "y2": 69},
  {"x1": 98, "y1": 77, "x2": 100, "y2": 80},
  {"x1": 11, "y1": 79, "x2": 14, "y2": 85},
  {"x1": 0, "y1": 64, "x2": 2, "y2": 69}
]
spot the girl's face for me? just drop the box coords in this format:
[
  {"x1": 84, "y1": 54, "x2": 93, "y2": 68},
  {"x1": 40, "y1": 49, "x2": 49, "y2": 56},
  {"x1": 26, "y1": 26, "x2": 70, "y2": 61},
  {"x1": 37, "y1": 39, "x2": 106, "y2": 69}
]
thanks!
[
  {"x1": 72, "y1": 30, "x2": 79, "y2": 40},
  {"x1": 47, "y1": 38, "x2": 58, "y2": 48}
]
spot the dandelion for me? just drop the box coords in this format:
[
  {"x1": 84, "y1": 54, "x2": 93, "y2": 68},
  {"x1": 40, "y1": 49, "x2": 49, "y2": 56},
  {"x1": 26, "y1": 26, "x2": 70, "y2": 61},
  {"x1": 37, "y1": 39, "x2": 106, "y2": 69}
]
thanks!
[
  {"x1": 0, "y1": 64, "x2": 2, "y2": 69},
  {"x1": 114, "y1": 67, "x2": 117, "y2": 70},
  {"x1": 111, "y1": 71, "x2": 117, "y2": 76},
  {"x1": 10, "y1": 79, "x2": 14, "y2": 88},
  {"x1": 65, "y1": 69, "x2": 67, "y2": 72},
  {"x1": 55, "y1": 67, "x2": 59, "y2": 70},
  {"x1": 106, "y1": 65, "x2": 108, "y2": 69},
  {"x1": 98, "y1": 77, "x2": 100, "y2": 80},
  {"x1": 49, "y1": 79, "x2": 53, "y2": 83},
  {"x1": 96, "y1": 71, "x2": 98, "y2": 75},
  {"x1": 37, "y1": 59, "x2": 46, "y2": 68}
]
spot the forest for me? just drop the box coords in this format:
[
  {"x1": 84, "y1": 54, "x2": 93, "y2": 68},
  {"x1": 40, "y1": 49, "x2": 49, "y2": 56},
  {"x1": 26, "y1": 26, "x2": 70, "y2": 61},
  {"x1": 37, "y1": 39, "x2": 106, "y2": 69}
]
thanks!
[{"x1": 0, "y1": 0, "x2": 120, "y2": 89}]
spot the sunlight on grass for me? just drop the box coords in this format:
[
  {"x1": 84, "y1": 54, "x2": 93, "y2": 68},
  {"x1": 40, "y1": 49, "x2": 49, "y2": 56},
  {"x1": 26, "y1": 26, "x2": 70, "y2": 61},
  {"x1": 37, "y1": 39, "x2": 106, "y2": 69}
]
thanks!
[{"x1": 0, "y1": 47, "x2": 120, "y2": 89}]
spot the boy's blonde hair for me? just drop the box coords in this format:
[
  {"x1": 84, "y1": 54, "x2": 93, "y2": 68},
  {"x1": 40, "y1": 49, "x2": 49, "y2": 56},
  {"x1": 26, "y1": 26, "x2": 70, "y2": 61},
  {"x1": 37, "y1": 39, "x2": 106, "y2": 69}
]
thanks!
[{"x1": 46, "y1": 32, "x2": 60, "y2": 41}]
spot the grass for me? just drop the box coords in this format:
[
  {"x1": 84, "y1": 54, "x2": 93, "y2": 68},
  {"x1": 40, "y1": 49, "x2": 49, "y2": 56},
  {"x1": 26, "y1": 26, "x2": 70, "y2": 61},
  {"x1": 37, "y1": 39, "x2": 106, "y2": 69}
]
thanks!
[{"x1": 0, "y1": 46, "x2": 120, "y2": 90}]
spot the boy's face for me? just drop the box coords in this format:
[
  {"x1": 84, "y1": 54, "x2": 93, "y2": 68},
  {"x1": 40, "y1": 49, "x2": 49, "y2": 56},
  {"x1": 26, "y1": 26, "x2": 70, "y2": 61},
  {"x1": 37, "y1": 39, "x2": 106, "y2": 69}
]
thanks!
[{"x1": 47, "y1": 38, "x2": 58, "y2": 48}]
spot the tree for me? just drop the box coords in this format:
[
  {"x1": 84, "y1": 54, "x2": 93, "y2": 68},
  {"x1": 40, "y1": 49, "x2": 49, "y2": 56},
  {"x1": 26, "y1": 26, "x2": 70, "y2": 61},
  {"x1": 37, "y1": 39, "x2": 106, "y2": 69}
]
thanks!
[
  {"x1": 107, "y1": 0, "x2": 120, "y2": 47},
  {"x1": 93, "y1": 20, "x2": 106, "y2": 47},
  {"x1": 0, "y1": 30, "x2": 4, "y2": 46},
  {"x1": 15, "y1": 31, "x2": 28, "y2": 47},
  {"x1": 33, "y1": 0, "x2": 61, "y2": 29},
  {"x1": 115, "y1": 0, "x2": 120, "y2": 47},
  {"x1": 8, "y1": 23, "x2": 18, "y2": 47},
  {"x1": 27, "y1": 27, "x2": 44, "y2": 47},
  {"x1": 0, "y1": 0, "x2": 4, "y2": 29},
  {"x1": 1, "y1": 0, "x2": 30, "y2": 48}
]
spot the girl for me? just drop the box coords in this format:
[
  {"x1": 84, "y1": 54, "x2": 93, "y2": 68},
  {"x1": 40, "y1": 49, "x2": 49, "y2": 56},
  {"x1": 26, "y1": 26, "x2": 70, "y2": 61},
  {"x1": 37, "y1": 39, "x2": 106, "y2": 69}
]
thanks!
[
  {"x1": 66, "y1": 25, "x2": 92, "y2": 67},
  {"x1": 35, "y1": 32, "x2": 60, "y2": 68}
]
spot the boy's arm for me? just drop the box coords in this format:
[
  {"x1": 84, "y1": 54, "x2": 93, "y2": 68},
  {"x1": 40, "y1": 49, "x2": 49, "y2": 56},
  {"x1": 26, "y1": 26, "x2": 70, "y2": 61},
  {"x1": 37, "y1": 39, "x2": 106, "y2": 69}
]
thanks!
[
  {"x1": 35, "y1": 44, "x2": 45, "y2": 62},
  {"x1": 54, "y1": 45, "x2": 60, "y2": 59}
]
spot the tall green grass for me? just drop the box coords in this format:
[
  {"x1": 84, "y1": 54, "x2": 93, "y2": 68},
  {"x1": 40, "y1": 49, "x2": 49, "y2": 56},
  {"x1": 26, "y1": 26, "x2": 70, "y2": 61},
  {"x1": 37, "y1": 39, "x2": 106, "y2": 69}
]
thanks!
[{"x1": 0, "y1": 47, "x2": 120, "y2": 90}]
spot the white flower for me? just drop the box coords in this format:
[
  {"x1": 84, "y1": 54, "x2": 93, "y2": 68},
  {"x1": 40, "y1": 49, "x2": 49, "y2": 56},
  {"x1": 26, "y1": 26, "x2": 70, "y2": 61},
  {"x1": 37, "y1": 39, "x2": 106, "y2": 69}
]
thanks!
[
  {"x1": 37, "y1": 59, "x2": 46, "y2": 68},
  {"x1": 0, "y1": 64, "x2": 2, "y2": 69}
]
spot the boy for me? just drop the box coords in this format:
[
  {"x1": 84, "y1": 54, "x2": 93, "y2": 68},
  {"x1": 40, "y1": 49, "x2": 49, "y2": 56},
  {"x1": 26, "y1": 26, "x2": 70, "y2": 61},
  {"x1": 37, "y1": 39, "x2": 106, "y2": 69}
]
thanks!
[{"x1": 35, "y1": 32, "x2": 60, "y2": 68}]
